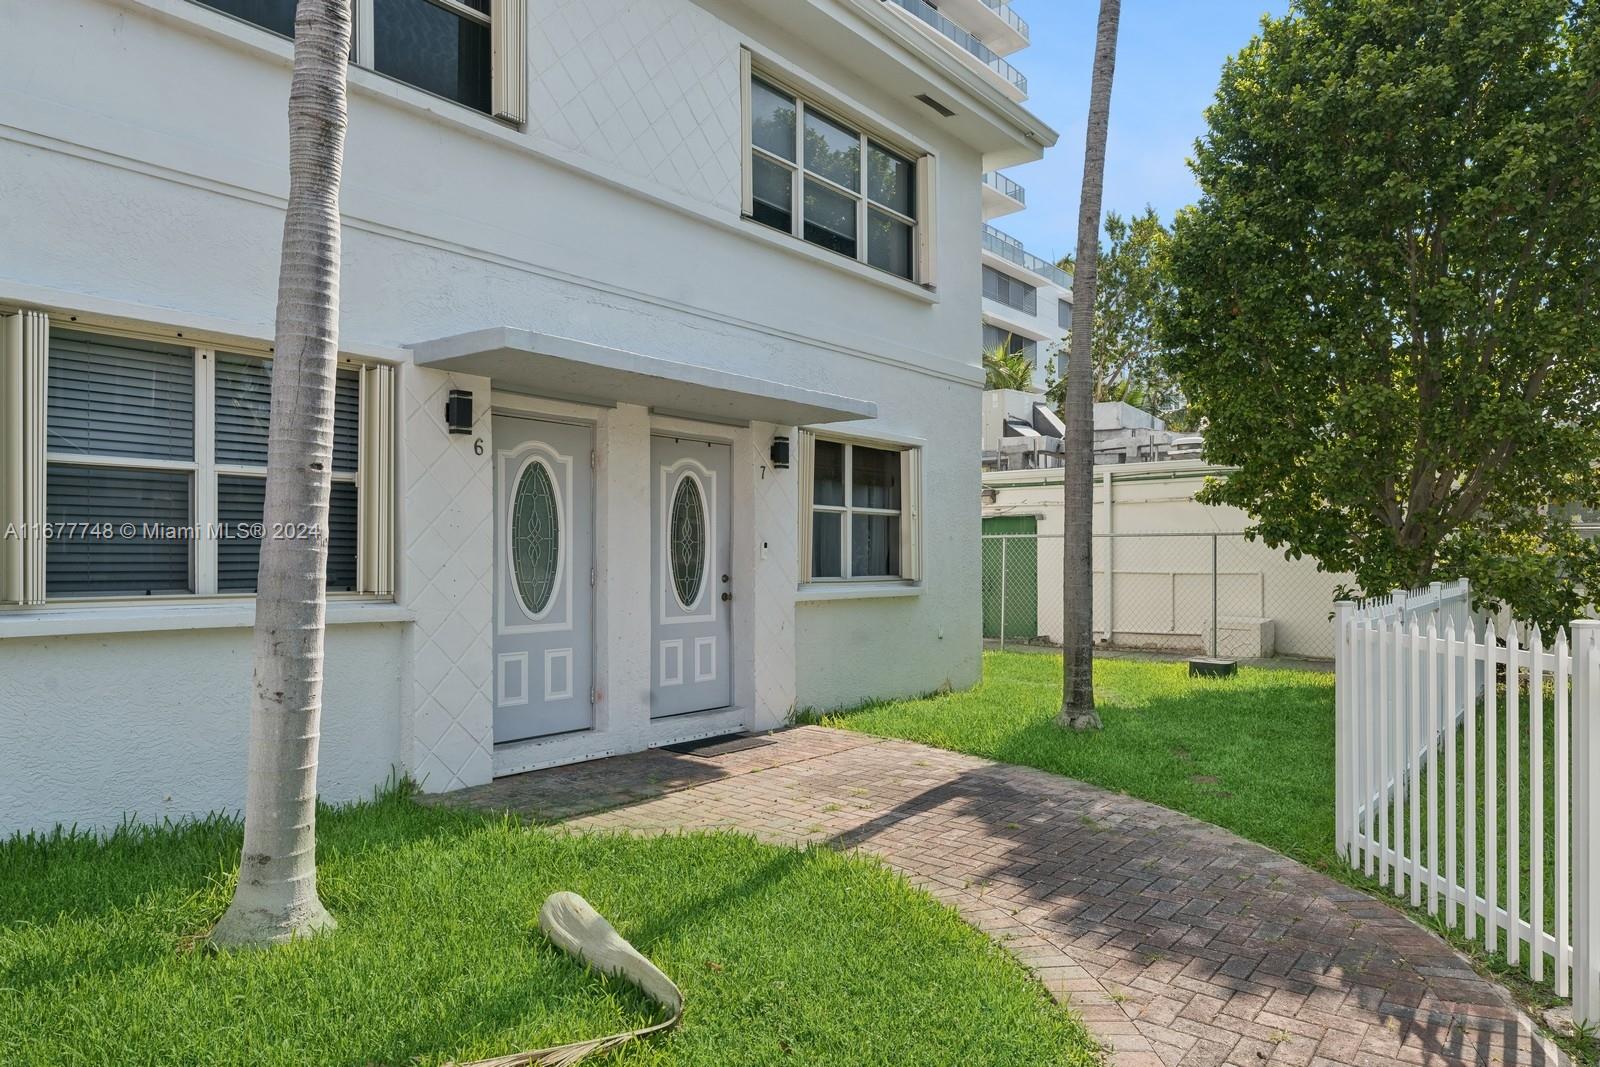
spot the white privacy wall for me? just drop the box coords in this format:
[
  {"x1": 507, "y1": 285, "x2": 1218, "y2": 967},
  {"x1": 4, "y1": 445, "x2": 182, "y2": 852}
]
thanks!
[{"x1": 0, "y1": 625, "x2": 406, "y2": 835}]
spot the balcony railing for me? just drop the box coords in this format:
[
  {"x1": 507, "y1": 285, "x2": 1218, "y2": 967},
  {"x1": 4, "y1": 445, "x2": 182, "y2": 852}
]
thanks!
[
  {"x1": 983, "y1": 171, "x2": 1026, "y2": 205},
  {"x1": 979, "y1": 0, "x2": 1029, "y2": 40},
  {"x1": 983, "y1": 225, "x2": 1073, "y2": 289},
  {"x1": 881, "y1": 0, "x2": 1028, "y2": 95}
]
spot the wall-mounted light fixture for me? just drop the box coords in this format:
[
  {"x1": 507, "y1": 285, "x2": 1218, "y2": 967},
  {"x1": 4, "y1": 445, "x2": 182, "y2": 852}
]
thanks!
[
  {"x1": 445, "y1": 389, "x2": 474, "y2": 435},
  {"x1": 770, "y1": 435, "x2": 791, "y2": 469}
]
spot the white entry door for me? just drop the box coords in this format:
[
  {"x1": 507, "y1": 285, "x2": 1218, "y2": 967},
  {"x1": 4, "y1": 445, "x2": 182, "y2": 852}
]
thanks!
[
  {"x1": 493, "y1": 415, "x2": 594, "y2": 743},
  {"x1": 651, "y1": 435, "x2": 733, "y2": 717}
]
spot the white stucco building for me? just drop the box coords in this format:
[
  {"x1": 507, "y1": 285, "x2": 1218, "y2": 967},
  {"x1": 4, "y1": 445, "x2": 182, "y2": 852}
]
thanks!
[
  {"x1": 0, "y1": 0, "x2": 1056, "y2": 833},
  {"x1": 981, "y1": 221, "x2": 1073, "y2": 389}
]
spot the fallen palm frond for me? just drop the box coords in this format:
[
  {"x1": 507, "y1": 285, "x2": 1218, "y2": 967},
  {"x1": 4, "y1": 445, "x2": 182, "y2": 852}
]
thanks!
[{"x1": 447, "y1": 892, "x2": 683, "y2": 1067}]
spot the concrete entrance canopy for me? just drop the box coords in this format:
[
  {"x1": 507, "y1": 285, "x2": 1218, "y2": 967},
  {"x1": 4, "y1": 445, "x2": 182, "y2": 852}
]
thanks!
[{"x1": 410, "y1": 328, "x2": 877, "y2": 427}]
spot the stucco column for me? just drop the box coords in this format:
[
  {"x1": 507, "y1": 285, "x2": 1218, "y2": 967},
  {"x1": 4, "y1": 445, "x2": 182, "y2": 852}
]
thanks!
[
  {"x1": 402, "y1": 364, "x2": 494, "y2": 791},
  {"x1": 595, "y1": 403, "x2": 652, "y2": 731},
  {"x1": 744, "y1": 422, "x2": 798, "y2": 731}
]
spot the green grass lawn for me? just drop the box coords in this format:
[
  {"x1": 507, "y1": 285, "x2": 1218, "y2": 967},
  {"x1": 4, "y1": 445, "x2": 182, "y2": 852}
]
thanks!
[
  {"x1": 819, "y1": 651, "x2": 1340, "y2": 871},
  {"x1": 0, "y1": 789, "x2": 1098, "y2": 1067}
]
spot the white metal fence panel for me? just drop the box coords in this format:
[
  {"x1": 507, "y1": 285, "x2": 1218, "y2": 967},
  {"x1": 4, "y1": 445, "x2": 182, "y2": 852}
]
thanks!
[{"x1": 1335, "y1": 590, "x2": 1599, "y2": 1024}]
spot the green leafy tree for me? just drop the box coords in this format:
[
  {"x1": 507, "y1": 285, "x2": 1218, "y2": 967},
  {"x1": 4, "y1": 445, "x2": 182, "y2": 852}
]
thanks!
[
  {"x1": 1163, "y1": 0, "x2": 1600, "y2": 631},
  {"x1": 983, "y1": 342, "x2": 1038, "y2": 391},
  {"x1": 1048, "y1": 208, "x2": 1189, "y2": 428}
]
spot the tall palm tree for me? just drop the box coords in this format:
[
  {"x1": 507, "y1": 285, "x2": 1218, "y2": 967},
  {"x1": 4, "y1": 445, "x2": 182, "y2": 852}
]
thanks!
[
  {"x1": 211, "y1": 0, "x2": 352, "y2": 947},
  {"x1": 1058, "y1": 0, "x2": 1121, "y2": 732}
]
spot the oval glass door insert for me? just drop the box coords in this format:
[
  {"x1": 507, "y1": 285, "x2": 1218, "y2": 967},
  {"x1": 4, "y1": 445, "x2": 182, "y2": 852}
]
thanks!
[
  {"x1": 511, "y1": 460, "x2": 560, "y2": 616},
  {"x1": 669, "y1": 475, "x2": 707, "y2": 609}
]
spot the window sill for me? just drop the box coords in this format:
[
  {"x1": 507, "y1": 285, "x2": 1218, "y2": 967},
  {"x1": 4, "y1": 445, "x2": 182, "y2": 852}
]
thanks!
[
  {"x1": 796, "y1": 581, "x2": 922, "y2": 602},
  {"x1": 0, "y1": 599, "x2": 415, "y2": 640},
  {"x1": 737, "y1": 219, "x2": 939, "y2": 305}
]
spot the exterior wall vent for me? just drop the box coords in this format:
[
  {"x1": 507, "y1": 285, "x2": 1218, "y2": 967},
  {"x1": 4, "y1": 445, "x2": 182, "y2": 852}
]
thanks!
[{"x1": 915, "y1": 93, "x2": 956, "y2": 117}]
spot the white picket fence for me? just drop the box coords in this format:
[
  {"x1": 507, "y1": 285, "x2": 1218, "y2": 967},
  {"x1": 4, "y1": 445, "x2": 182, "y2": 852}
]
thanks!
[{"x1": 1335, "y1": 581, "x2": 1600, "y2": 1026}]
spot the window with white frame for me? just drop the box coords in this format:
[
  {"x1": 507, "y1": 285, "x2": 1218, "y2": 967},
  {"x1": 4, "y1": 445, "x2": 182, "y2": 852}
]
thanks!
[
  {"x1": 799, "y1": 433, "x2": 921, "y2": 583},
  {"x1": 0, "y1": 320, "x2": 394, "y2": 604},
  {"x1": 746, "y1": 71, "x2": 923, "y2": 281},
  {"x1": 191, "y1": 0, "x2": 519, "y2": 121}
]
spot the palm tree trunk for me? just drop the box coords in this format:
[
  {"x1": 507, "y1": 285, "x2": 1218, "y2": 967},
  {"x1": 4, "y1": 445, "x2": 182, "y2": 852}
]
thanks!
[
  {"x1": 1058, "y1": 0, "x2": 1120, "y2": 731},
  {"x1": 211, "y1": 0, "x2": 352, "y2": 948}
]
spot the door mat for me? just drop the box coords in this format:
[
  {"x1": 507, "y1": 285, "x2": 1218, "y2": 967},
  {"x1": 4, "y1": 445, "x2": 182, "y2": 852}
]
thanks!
[{"x1": 661, "y1": 733, "x2": 777, "y2": 758}]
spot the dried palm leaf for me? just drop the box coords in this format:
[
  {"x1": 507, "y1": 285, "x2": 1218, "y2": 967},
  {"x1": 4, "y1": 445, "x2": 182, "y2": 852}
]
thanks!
[{"x1": 446, "y1": 892, "x2": 683, "y2": 1067}]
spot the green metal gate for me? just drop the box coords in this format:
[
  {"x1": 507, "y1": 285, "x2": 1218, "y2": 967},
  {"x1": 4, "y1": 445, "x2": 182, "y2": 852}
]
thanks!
[{"x1": 982, "y1": 516, "x2": 1038, "y2": 641}]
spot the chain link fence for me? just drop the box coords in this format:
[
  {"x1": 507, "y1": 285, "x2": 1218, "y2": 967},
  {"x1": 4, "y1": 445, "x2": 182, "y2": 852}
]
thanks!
[{"x1": 981, "y1": 532, "x2": 1343, "y2": 661}]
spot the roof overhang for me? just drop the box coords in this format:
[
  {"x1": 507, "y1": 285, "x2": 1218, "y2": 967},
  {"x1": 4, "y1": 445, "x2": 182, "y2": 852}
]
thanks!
[
  {"x1": 736, "y1": 0, "x2": 1058, "y2": 170},
  {"x1": 409, "y1": 327, "x2": 878, "y2": 427}
]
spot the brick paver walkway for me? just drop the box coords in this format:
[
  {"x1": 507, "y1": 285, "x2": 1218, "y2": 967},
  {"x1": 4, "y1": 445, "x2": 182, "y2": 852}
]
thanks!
[{"x1": 444, "y1": 727, "x2": 1567, "y2": 1066}]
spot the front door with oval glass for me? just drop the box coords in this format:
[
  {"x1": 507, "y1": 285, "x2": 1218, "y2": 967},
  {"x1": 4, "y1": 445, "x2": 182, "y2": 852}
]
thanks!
[
  {"x1": 493, "y1": 415, "x2": 594, "y2": 743},
  {"x1": 651, "y1": 436, "x2": 733, "y2": 717}
]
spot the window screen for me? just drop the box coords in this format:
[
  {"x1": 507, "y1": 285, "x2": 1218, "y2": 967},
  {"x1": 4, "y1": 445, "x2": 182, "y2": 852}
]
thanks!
[
  {"x1": 374, "y1": 0, "x2": 492, "y2": 113},
  {"x1": 45, "y1": 466, "x2": 192, "y2": 596},
  {"x1": 192, "y1": 0, "x2": 297, "y2": 37}
]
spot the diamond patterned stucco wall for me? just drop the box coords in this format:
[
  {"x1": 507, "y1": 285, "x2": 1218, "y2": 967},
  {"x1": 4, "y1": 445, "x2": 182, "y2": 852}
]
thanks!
[
  {"x1": 528, "y1": 0, "x2": 743, "y2": 212},
  {"x1": 403, "y1": 364, "x2": 495, "y2": 792},
  {"x1": 749, "y1": 423, "x2": 798, "y2": 730}
]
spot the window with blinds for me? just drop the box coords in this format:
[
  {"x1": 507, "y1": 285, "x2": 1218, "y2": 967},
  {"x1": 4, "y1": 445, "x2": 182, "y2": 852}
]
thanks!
[
  {"x1": 982, "y1": 266, "x2": 1037, "y2": 316},
  {"x1": 213, "y1": 353, "x2": 361, "y2": 594},
  {"x1": 46, "y1": 332, "x2": 196, "y2": 597},
  {"x1": 39, "y1": 327, "x2": 388, "y2": 601}
]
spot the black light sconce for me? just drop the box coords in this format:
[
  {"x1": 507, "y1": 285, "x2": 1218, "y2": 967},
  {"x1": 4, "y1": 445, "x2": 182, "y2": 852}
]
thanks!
[
  {"x1": 445, "y1": 389, "x2": 474, "y2": 434},
  {"x1": 770, "y1": 435, "x2": 791, "y2": 469}
]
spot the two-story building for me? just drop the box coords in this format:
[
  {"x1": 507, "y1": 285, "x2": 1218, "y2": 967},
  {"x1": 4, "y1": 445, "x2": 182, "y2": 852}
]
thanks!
[{"x1": 0, "y1": 0, "x2": 1055, "y2": 833}]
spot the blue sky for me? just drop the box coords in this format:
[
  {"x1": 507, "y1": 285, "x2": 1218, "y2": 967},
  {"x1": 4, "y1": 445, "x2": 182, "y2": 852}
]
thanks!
[{"x1": 998, "y1": 0, "x2": 1293, "y2": 261}]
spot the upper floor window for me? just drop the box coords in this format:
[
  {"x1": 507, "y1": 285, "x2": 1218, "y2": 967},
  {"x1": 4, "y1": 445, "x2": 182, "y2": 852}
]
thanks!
[
  {"x1": 192, "y1": 0, "x2": 514, "y2": 120},
  {"x1": 374, "y1": 0, "x2": 491, "y2": 113},
  {"x1": 984, "y1": 323, "x2": 1037, "y2": 365},
  {"x1": 982, "y1": 266, "x2": 1037, "y2": 315},
  {"x1": 1058, "y1": 299, "x2": 1073, "y2": 331},
  {"x1": 746, "y1": 72, "x2": 922, "y2": 282},
  {"x1": 197, "y1": 0, "x2": 296, "y2": 36}
]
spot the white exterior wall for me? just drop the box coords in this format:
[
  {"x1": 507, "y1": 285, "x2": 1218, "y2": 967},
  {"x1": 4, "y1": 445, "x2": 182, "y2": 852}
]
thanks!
[
  {"x1": 0, "y1": 0, "x2": 1021, "y2": 831},
  {"x1": 0, "y1": 625, "x2": 405, "y2": 835},
  {"x1": 797, "y1": 372, "x2": 982, "y2": 710},
  {"x1": 984, "y1": 462, "x2": 1353, "y2": 660}
]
